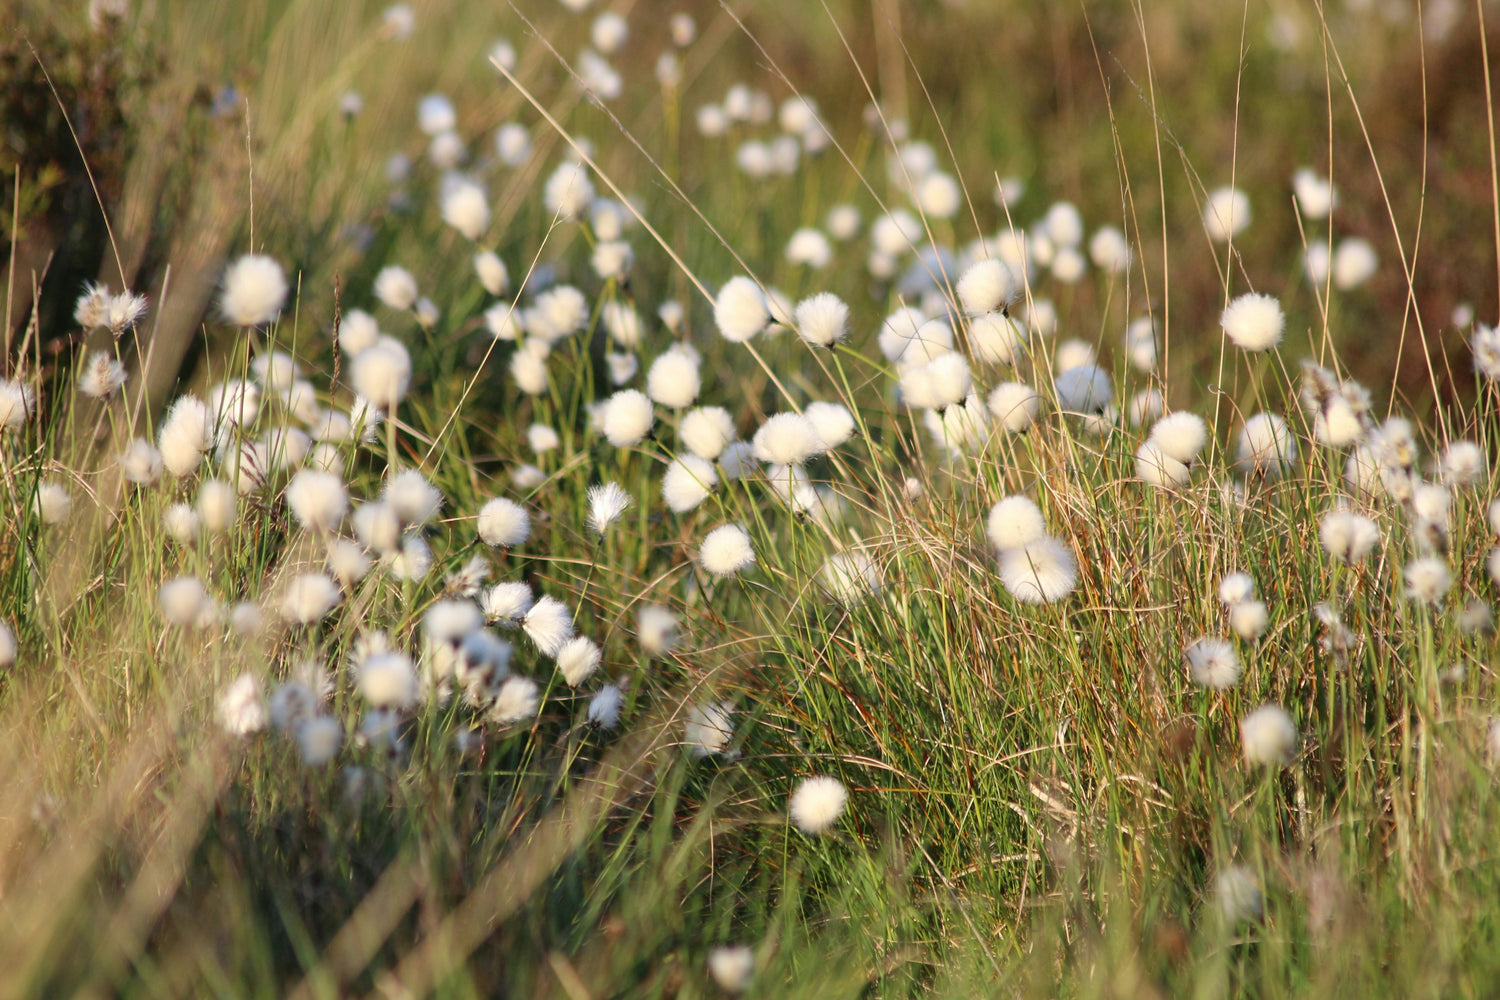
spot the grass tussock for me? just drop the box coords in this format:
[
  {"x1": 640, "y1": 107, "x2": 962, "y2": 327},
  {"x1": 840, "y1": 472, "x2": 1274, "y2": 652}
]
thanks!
[{"x1": 2, "y1": 0, "x2": 1500, "y2": 996}]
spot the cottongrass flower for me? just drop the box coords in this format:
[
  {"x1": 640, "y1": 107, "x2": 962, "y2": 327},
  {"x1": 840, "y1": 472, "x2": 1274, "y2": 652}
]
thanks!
[
  {"x1": 280, "y1": 573, "x2": 342, "y2": 625},
  {"x1": 1403, "y1": 557, "x2": 1451, "y2": 605},
  {"x1": 646, "y1": 348, "x2": 701, "y2": 408},
  {"x1": 35, "y1": 482, "x2": 72, "y2": 525},
  {"x1": 1333, "y1": 238, "x2": 1378, "y2": 290},
  {"x1": 1203, "y1": 185, "x2": 1250, "y2": 242},
  {"x1": 588, "y1": 684, "x2": 624, "y2": 728},
  {"x1": 440, "y1": 177, "x2": 490, "y2": 240},
  {"x1": 901, "y1": 352, "x2": 973, "y2": 411},
  {"x1": 706, "y1": 945, "x2": 754, "y2": 994},
  {"x1": 229, "y1": 602, "x2": 263, "y2": 638},
  {"x1": 326, "y1": 539, "x2": 372, "y2": 587},
  {"x1": 998, "y1": 538, "x2": 1078, "y2": 604},
  {"x1": 163, "y1": 503, "x2": 202, "y2": 544},
  {"x1": 793, "y1": 291, "x2": 849, "y2": 348},
  {"x1": 1240, "y1": 704, "x2": 1297, "y2": 766},
  {"x1": 107, "y1": 292, "x2": 150, "y2": 332},
  {"x1": 1149, "y1": 412, "x2": 1208, "y2": 465},
  {"x1": 349, "y1": 339, "x2": 413, "y2": 410},
  {"x1": 285, "y1": 469, "x2": 348, "y2": 533},
  {"x1": 713, "y1": 276, "x2": 770, "y2": 343},
  {"x1": 662, "y1": 455, "x2": 719, "y2": 513},
  {"x1": 491, "y1": 676, "x2": 540, "y2": 724},
  {"x1": 1472, "y1": 323, "x2": 1500, "y2": 380},
  {"x1": 373, "y1": 265, "x2": 419, "y2": 311},
  {"x1": 477, "y1": 497, "x2": 531, "y2": 548},
  {"x1": 968, "y1": 312, "x2": 1026, "y2": 366},
  {"x1": 681, "y1": 407, "x2": 736, "y2": 460},
  {"x1": 1293, "y1": 168, "x2": 1337, "y2": 218},
  {"x1": 357, "y1": 651, "x2": 418, "y2": 710},
  {"x1": 752, "y1": 412, "x2": 823, "y2": 465},
  {"x1": 474, "y1": 251, "x2": 509, "y2": 296},
  {"x1": 587, "y1": 481, "x2": 632, "y2": 535},
  {"x1": 1136, "y1": 441, "x2": 1190, "y2": 488},
  {"x1": 159, "y1": 395, "x2": 213, "y2": 477},
  {"x1": 159, "y1": 576, "x2": 209, "y2": 627},
  {"x1": 216, "y1": 673, "x2": 268, "y2": 736},
  {"x1": 789, "y1": 775, "x2": 847, "y2": 834},
  {"x1": 523, "y1": 595, "x2": 574, "y2": 656},
  {"x1": 637, "y1": 604, "x2": 680, "y2": 656},
  {"x1": 481, "y1": 580, "x2": 534, "y2": 627},
  {"x1": 543, "y1": 161, "x2": 595, "y2": 219},
  {"x1": 1441, "y1": 440, "x2": 1486, "y2": 487},
  {"x1": 1220, "y1": 292, "x2": 1285, "y2": 352},
  {"x1": 699, "y1": 523, "x2": 755, "y2": 577},
  {"x1": 955, "y1": 258, "x2": 1017, "y2": 316},
  {"x1": 685, "y1": 702, "x2": 734, "y2": 757},
  {"x1": 601, "y1": 389, "x2": 655, "y2": 447},
  {"x1": 1229, "y1": 601, "x2": 1269, "y2": 641},
  {"x1": 353, "y1": 501, "x2": 402, "y2": 554},
  {"x1": 0, "y1": 620, "x2": 14, "y2": 668},
  {"x1": 821, "y1": 552, "x2": 882, "y2": 606},
  {"x1": 1054, "y1": 364, "x2": 1112, "y2": 415},
  {"x1": 1218, "y1": 572, "x2": 1255, "y2": 606},
  {"x1": 384, "y1": 469, "x2": 444, "y2": 526},
  {"x1": 805, "y1": 401, "x2": 855, "y2": 450},
  {"x1": 296, "y1": 716, "x2": 342, "y2": 766},
  {"x1": 555, "y1": 636, "x2": 601, "y2": 687},
  {"x1": 1215, "y1": 865, "x2": 1264, "y2": 923},
  {"x1": 786, "y1": 228, "x2": 833, "y2": 268},
  {"x1": 719, "y1": 441, "x2": 759, "y2": 481},
  {"x1": 987, "y1": 382, "x2": 1040, "y2": 432},
  {"x1": 220, "y1": 254, "x2": 288, "y2": 326},
  {"x1": 986, "y1": 496, "x2": 1046, "y2": 551},
  {"x1": 1235, "y1": 412, "x2": 1298, "y2": 479},
  {"x1": 1186, "y1": 636, "x2": 1241, "y2": 689},
  {"x1": 77, "y1": 350, "x2": 128, "y2": 399}
]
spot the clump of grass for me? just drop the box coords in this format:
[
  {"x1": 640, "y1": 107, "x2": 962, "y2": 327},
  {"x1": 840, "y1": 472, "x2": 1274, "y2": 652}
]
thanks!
[{"x1": 2, "y1": 1, "x2": 1500, "y2": 996}]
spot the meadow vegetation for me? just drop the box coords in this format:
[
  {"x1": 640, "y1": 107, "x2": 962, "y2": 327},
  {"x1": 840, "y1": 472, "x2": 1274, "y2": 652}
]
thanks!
[{"x1": 2, "y1": 0, "x2": 1500, "y2": 996}]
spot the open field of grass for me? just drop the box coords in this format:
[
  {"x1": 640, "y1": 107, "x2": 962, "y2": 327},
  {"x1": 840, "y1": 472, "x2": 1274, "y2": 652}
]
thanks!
[{"x1": 3, "y1": 0, "x2": 1500, "y2": 996}]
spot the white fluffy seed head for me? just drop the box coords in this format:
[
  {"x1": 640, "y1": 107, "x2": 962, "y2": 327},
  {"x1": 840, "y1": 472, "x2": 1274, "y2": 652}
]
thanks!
[
  {"x1": 0, "y1": 379, "x2": 34, "y2": 432},
  {"x1": 636, "y1": 604, "x2": 680, "y2": 656},
  {"x1": 285, "y1": 469, "x2": 348, "y2": 533},
  {"x1": 699, "y1": 523, "x2": 755, "y2": 577},
  {"x1": 1241, "y1": 704, "x2": 1297, "y2": 766},
  {"x1": 543, "y1": 161, "x2": 595, "y2": 219},
  {"x1": 523, "y1": 595, "x2": 575, "y2": 655},
  {"x1": 601, "y1": 389, "x2": 655, "y2": 447},
  {"x1": 680, "y1": 407, "x2": 736, "y2": 460},
  {"x1": 1054, "y1": 364, "x2": 1113, "y2": 415},
  {"x1": 586, "y1": 481, "x2": 632, "y2": 535},
  {"x1": 1221, "y1": 293, "x2": 1285, "y2": 352},
  {"x1": 1229, "y1": 601, "x2": 1269, "y2": 641},
  {"x1": 159, "y1": 395, "x2": 212, "y2": 477},
  {"x1": 752, "y1": 412, "x2": 823, "y2": 465},
  {"x1": 789, "y1": 775, "x2": 847, "y2": 834},
  {"x1": 1404, "y1": 557, "x2": 1451, "y2": 605},
  {"x1": 804, "y1": 401, "x2": 855, "y2": 451},
  {"x1": 162, "y1": 504, "x2": 202, "y2": 544},
  {"x1": 1203, "y1": 186, "x2": 1251, "y2": 242},
  {"x1": 481, "y1": 580, "x2": 534, "y2": 626},
  {"x1": 793, "y1": 292, "x2": 848, "y2": 347},
  {"x1": 997, "y1": 537, "x2": 1078, "y2": 604},
  {"x1": 1218, "y1": 572, "x2": 1256, "y2": 606},
  {"x1": 785, "y1": 228, "x2": 833, "y2": 268},
  {"x1": 713, "y1": 276, "x2": 770, "y2": 343},
  {"x1": 706, "y1": 946, "x2": 754, "y2": 994},
  {"x1": 1235, "y1": 413, "x2": 1298, "y2": 479},
  {"x1": 383, "y1": 469, "x2": 444, "y2": 526},
  {"x1": 1148, "y1": 412, "x2": 1208, "y2": 464},
  {"x1": 555, "y1": 636, "x2": 602, "y2": 687},
  {"x1": 160, "y1": 576, "x2": 209, "y2": 626},
  {"x1": 373, "y1": 266, "x2": 419, "y2": 311},
  {"x1": 685, "y1": 701, "x2": 734, "y2": 757},
  {"x1": 0, "y1": 620, "x2": 13, "y2": 668},
  {"x1": 968, "y1": 312, "x2": 1025, "y2": 365},
  {"x1": 821, "y1": 551, "x2": 882, "y2": 605},
  {"x1": 220, "y1": 254, "x2": 288, "y2": 326},
  {"x1": 662, "y1": 455, "x2": 718, "y2": 513},
  {"x1": 1319, "y1": 510, "x2": 1380, "y2": 563},
  {"x1": 646, "y1": 349, "x2": 701, "y2": 408},
  {"x1": 1186, "y1": 636, "x2": 1241, "y2": 689},
  {"x1": 477, "y1": 497, "x2": 531, "y2": 547},
  {"x1": 474, "y1": 251, "x2": 509, "y2": 296},
  {"x1": 987, "y1": 382, "x2": 1040, "y2": 432},
  {"x1": 35, "y1": 482, "x2": 72, "y2": 525},
  {"x1": 280, "y1": 573, "x2": 342, "y2": 625},
  {"x1": 358, "y1": 651, "x2": 417, "y2": 709},
  {"x1": 440, "y1": 177, "x2": 491, "y2": 240},
  {"x1": 1135, "y1": 441, "x2": 1191, "y2": 489},
  {"x1": 349, "y1": 340, "x2": 413, "y2": 410},
  {"x1": 986, "y1": 496, "x2": 1046, "y2": 551}
]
